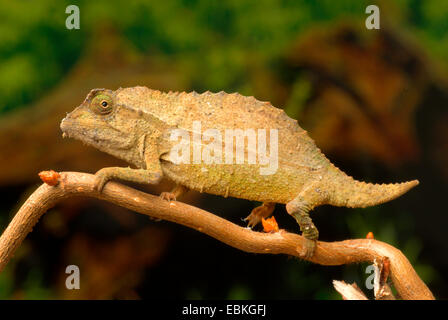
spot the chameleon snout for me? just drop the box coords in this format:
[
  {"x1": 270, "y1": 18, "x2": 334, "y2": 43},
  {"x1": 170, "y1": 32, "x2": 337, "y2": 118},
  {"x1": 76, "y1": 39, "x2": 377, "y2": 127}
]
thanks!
[
  {"x1": 60, "y1": 116, "x2": 71, "y2": 138},
  {"x1": 60, "y1": 107, "x2": 85, "y2": 138}
]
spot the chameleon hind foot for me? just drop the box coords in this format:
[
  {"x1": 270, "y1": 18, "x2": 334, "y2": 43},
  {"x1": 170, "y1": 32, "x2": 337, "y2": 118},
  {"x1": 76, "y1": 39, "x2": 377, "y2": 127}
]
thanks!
[
  {"x1": 286, "y1": 192, "x2": 321, "y2": 259},
  {"x1": 244, "y1": 202, "x2": 275, "y2": 228},
  {"x1": 292, "y1": 211, "x2": 318, "y2": 259},
  {"x1": 301, "y1": 237, "x2": 317, "y2": 259},
  {"x1": 160, "y1": 192, "x2": 176, "y2": 201},
  {"x1": 160, "y1": 184, "x2": 188, "y2": 202}
]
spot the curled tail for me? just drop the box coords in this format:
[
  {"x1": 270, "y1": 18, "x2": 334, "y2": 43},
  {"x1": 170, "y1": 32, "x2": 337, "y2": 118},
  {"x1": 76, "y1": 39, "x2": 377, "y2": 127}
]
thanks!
[{"x1": 329, "y1": 173, "x2": 419, "y2": 208}]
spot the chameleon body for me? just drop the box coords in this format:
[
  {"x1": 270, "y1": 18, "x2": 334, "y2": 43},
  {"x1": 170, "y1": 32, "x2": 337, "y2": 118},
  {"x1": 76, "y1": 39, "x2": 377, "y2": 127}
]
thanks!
[{"x1": 60, "y1": 87, "x2": 419, "y2": 257}]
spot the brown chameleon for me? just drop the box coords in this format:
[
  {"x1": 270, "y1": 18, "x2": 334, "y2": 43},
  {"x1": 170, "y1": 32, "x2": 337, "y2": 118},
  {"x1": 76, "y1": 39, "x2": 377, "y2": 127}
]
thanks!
[{"x1": 60, "y1": 87, "x2": 419, "y2": 257}]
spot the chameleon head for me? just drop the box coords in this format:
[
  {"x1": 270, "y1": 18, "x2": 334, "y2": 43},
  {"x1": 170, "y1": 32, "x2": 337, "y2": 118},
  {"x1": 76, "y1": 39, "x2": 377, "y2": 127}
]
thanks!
[{"x1": 60, "y1": 88, "x2": 146, "y2": 167}]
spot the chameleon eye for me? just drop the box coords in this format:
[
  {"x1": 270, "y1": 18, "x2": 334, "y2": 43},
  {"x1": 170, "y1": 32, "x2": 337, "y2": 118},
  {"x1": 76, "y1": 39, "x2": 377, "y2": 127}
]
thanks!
[{"x1": 91, "y1": 94, "x2": 113, "y2": 115}]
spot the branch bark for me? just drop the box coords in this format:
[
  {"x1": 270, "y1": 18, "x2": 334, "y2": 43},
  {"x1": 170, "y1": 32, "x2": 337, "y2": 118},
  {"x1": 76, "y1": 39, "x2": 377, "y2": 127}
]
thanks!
[{"x1": 0, "y1": 172, "x2": 435, "y2": 300}]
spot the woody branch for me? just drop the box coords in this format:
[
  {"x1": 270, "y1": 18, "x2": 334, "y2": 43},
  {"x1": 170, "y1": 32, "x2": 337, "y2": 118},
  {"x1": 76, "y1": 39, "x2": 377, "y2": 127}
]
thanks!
[{"x1": 0, "y1": 171, "x2": 434, "y2": 300}]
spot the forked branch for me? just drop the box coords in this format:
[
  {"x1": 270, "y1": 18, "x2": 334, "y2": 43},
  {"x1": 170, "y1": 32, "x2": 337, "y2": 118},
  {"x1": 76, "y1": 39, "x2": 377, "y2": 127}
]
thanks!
[{"x1": 0, "y1": 171, "x2": 434, "y2": 300}]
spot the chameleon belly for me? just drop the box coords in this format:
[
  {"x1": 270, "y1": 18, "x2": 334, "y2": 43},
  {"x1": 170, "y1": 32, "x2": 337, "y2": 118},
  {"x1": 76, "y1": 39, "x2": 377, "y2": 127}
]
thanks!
[{"x1": 160, "y1": 159, "x2": 309, "y2": 204}]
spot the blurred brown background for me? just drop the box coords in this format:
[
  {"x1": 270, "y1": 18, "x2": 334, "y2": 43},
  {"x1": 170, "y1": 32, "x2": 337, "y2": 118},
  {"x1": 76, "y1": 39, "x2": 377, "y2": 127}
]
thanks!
[{"x1": 0, "y1": 0, "x2": 447, "y2": 299}]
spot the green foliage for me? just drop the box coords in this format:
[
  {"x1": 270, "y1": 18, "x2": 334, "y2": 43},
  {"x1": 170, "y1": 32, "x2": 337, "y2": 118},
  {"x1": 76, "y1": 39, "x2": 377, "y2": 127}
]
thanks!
[
  {"x1": 227, "y1": 284, "x2": 252, "y2": 300},
  {"x1": 0, "y1": 0, "x2": 84, "y2": 113},
  {"x1": 2, "y1": 0, "x2": 448, "y2": 114},
  {"x1": 0, "y1": 264, "x2": 14, "y2": 299},
  {"x1": 21, "y1": 268, "x2": 54, "y2": 300},
  {"x1": 284, "y1": 77, "x2": 312, "y2": 120}
]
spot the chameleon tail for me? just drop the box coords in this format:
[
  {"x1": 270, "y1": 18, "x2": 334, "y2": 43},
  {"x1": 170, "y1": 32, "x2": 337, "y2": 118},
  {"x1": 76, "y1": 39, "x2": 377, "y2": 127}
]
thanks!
[{"x1": 329, "y1": 173, "x2": 419, "y2": 208}]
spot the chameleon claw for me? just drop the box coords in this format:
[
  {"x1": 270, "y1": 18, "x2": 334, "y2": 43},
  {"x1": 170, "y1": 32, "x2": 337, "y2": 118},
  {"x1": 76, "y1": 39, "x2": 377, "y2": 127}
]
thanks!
[
  {"x1": 160, "y1": 184, "x2": 188, "y2": 202},
  {"x1": 244, "y1": 202, "x2": 275, "y2": 229},
  {"x1": 244, "y1": 216, "x2": 261, "y2": 229},
  {"x1": 93, "y1": 168, "x2": 113, "y2": 192},
  {"x1": 243, "y1": 216, "x2": 258, "y2": 229},
  {"x1": 93, "y1": 174, "x2": 108, "y2": 192},
  {"x1": 160, "y1": 192, "x2": 176, "y2": 202},
  {"x1": 288, "y1": 208, "x2": 319, "y2": 259},
  {"x1": 299, "y1": 239, "x2": 317, "y2": 259}
]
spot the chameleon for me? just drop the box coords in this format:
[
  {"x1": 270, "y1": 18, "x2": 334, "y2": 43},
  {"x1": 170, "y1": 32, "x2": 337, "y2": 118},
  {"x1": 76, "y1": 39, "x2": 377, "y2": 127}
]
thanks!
[{"x1": 60, "y1": 86, "x2": 419, "y2": 258}]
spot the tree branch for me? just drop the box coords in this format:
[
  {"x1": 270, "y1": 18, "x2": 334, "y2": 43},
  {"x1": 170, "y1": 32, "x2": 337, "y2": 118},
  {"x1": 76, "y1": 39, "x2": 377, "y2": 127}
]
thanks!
[{"x1": 0, "y1": 171, "x2": 434, "y2": 300}]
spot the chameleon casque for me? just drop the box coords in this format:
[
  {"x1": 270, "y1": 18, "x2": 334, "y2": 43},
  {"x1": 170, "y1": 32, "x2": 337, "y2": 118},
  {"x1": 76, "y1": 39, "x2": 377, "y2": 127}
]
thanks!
[{"x1": 60, "y1": 87, "x2": 419, "y2": 257}]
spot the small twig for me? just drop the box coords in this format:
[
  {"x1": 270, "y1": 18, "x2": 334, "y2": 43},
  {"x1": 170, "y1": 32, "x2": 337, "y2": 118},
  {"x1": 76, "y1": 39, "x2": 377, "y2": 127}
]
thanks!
[
  {"x1": 334, "y1": 257, "x2": 396, "y2": 300},
  {"x1": 0, "y1": 171, "x2": 435, "y2": 300},
  {"x1": 333, "y1": 281, "x2": 368, "y2": 300},
  {"x1": 375, "y1": 257, "x2": 395, "y2": 300}
]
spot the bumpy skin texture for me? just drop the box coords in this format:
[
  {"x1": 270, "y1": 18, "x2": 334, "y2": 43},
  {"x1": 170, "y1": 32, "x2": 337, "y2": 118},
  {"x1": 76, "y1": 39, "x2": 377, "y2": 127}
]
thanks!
[{"x1": 60, "y1": 87, "x2": 419, "y2": 257}]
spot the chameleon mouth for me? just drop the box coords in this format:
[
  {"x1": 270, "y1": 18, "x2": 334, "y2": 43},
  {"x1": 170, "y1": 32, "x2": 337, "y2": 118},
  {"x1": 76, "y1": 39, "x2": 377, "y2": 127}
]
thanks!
[
  {"x1": 60, "y1": 117, "x2": 79, "y2": 140},
  {"x1": 60, "y1": 117, "x2": 71, "y2": 138}
]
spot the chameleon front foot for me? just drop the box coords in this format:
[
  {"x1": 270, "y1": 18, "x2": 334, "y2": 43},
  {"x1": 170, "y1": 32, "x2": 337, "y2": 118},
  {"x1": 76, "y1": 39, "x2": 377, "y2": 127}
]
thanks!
[
  {"x1": 244, "y1": 202, "x2": 275, "y2": 228},
  {"x1": 93, "y1": 167, "x2": 162, "y2": 192},
  {"x1": 94, "y1": 168, "x2": 113, "y2": 192}
]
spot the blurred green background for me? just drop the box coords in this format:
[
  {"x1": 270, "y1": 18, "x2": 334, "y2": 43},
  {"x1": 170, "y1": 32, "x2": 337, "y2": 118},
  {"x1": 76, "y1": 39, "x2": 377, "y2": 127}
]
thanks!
[{"x1": 0, "y1": 0, "x2": 447, "y2": 299}]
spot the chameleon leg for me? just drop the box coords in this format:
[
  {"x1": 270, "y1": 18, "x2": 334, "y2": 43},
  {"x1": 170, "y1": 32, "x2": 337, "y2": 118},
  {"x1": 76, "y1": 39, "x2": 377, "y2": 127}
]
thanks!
[
  {"x1": 160, "y1": 184, "x2": 189, "y2": 201},
  {"x1": 94, "y1": 167, "x2": 162, "y2": 192},
  {"x1": 244, "y1": 202, "x2": 275, "y2": 228},
  {"x1": 286, "y1": 186, "x2": 326, "y2": 258}
]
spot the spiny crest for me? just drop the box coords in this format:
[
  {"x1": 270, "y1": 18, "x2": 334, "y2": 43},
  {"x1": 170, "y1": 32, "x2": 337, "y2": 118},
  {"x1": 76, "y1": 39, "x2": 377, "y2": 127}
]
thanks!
[
  {"x1": 117, "y1": 86, "x2": 306, "y2": 136},
  {"x1": 127, "y1": 86, "x2": 279, "y2": 115},
  {"x1": 168, "y1": 89, "x2": 270, "y2": 107}
]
